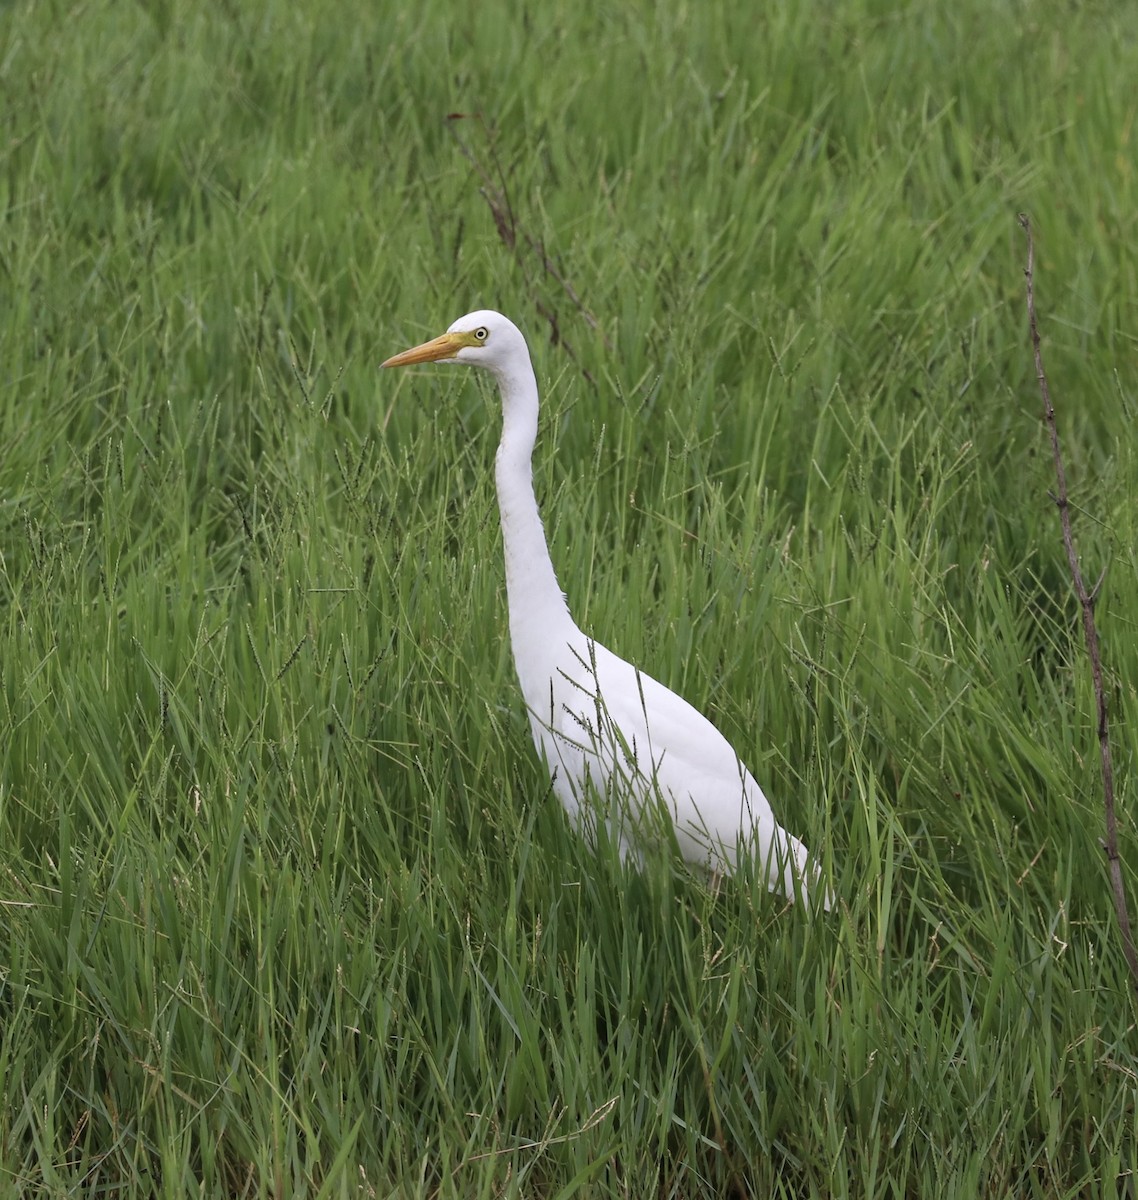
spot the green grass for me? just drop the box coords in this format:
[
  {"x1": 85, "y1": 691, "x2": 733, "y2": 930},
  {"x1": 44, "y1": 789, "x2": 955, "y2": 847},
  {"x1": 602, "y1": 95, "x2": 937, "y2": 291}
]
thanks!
[{"x1": 2, "y1": 0, "x2": 1137, "y2": 1194}]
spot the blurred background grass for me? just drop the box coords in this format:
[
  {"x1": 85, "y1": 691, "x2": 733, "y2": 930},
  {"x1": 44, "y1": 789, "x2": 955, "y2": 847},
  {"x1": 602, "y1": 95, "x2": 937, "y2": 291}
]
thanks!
[{"x1": 2, "y1": 0, "x2": 1137, "y2": 1195}]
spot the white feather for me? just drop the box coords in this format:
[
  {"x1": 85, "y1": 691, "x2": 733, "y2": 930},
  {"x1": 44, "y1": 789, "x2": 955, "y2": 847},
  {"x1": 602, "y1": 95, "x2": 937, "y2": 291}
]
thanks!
[{"x1": 383, "y1": 309, "x2": 832, "y2": 910}]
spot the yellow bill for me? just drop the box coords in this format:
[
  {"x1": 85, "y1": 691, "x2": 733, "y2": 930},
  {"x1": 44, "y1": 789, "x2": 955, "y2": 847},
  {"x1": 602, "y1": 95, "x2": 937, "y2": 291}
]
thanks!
[{"x1": 381, "y1": 330, "x2": 479, "y2": 368}]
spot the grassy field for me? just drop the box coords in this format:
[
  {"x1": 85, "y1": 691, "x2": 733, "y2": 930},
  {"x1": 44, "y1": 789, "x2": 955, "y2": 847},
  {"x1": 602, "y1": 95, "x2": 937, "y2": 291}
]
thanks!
[{"x1": 2, "y1": 0, "x2": 1137, "y2": 1195}]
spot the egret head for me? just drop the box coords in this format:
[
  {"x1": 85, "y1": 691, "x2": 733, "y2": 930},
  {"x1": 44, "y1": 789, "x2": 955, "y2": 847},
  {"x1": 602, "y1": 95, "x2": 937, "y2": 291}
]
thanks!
[{"x1": 382, "y1": 310, "x2": 527, "y2": 379}]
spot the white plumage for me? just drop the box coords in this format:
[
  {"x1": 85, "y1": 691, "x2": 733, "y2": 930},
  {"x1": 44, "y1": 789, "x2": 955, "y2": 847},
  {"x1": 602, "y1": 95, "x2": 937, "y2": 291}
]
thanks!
[{"x1": 383, "y1": 310, "x2": 831, "y2": 910}]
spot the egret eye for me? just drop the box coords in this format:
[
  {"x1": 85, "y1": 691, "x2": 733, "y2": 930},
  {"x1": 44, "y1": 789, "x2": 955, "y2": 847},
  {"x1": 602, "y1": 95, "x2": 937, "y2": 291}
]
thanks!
[{"x1": 474, "y1": 327, "x2": 489, "y2": 342}]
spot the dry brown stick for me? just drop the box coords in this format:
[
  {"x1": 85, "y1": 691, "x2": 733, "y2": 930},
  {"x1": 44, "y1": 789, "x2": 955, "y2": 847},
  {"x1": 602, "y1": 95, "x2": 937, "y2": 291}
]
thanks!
[
  {"x1": 446, "y1": 114, "x2": 613, "y2": 378},
  {"x1": 448, "y1": 115, "x2": 611, "y2": 343},
  {"x1": 1018, "y1": 213, "x2": 1138, "y2": 994}
]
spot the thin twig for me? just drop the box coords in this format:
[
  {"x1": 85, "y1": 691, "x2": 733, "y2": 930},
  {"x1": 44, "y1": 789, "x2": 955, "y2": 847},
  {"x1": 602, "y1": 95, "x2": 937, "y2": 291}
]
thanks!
[
  {"x1": 446, "y1": 113, "x2": 612, "y2": 385},
  {"x1": 449, "y1": 115, "x2": 611, "y2": 342},
  {"x1": 1018, "y1": 213, "x2": 1138, "y2": 994}
]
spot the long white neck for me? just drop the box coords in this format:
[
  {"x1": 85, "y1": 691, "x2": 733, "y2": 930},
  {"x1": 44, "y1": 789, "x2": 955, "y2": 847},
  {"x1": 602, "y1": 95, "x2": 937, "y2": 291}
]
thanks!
[{"x1": 490, "y1": 357, "x2": 577, "y2": 673}]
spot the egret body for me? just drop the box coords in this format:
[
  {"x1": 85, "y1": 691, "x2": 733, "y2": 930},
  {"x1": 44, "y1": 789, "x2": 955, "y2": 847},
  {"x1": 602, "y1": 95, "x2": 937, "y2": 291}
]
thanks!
[{"x1": 383, "y1": 311, "x2": 830, "y2": 910}]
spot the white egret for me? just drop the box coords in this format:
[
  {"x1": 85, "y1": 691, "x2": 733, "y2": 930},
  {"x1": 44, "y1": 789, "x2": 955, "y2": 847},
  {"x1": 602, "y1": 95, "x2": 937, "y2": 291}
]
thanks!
[{"x1": 382, "y1": 311, "x2": 831, "y2": 910}]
